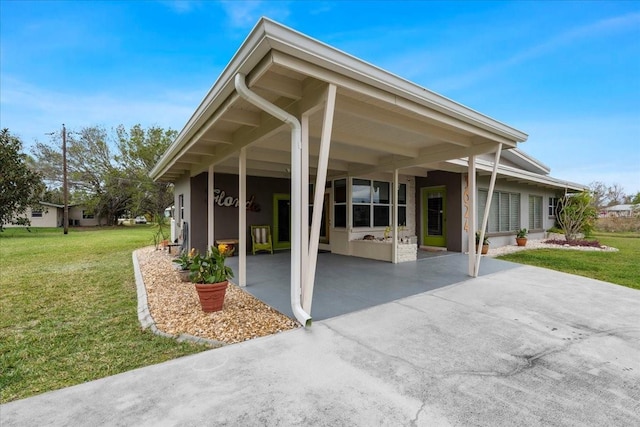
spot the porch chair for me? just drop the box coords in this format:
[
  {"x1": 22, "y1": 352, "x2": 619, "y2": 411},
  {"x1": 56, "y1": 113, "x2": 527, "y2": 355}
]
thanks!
[{"x1": 251, "y1": 225, "x2": 273, "y2": 255}]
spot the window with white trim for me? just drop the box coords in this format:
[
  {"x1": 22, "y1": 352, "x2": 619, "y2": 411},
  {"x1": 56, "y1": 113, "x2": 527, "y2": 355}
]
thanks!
[
  {"x1": 333, "y1": 179, "x2": 347, "y2": 228},
  {"x1": 478, "y1": 189, "x2": 520, "y2": 232},
  {"x1": 31, "y1": 210, "x2": 43, "y2": 218},
  {"x1": 178, "y1": 194, "x2": 184, "y2": 220},
  {"x1": 529, "y1": 195, "x2": 543, "y2": 230},
  {"x1": 82, "y1": 210, "x2": 95, "y2": 219},
  {"x1": 351, "y1": 178, "x2": 406, "y2": 228},
  {"x1": 548, "y1": 197, "x2": 559, "y2": 217},
  {"x1": 397, "y1": 183, "x2": 407, "y2": 226}
]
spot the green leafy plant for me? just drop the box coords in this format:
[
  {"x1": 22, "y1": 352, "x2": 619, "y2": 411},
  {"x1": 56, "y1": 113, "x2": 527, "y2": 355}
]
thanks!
[
  {"x1": 546, "y1": 226, "x2": 564, "y2": 234},
  {"x1": 151, "y1": 212, "x2": 169, "y2": 250},
  {"x1": 557, "y1": 191, "x2": 597, "y2": 241},
  {"x1": 475, "y1": 231, "x2": 490, "y2": 245},
  {"x1": 516, "y1": 228, "x2": 528, "y2": 238},
  {"x1": 189, "y1": 245, "x2": 234, "y2": 284},
  {"x1": 173, "y1": 248, "x2": 196, "y2": 270}
]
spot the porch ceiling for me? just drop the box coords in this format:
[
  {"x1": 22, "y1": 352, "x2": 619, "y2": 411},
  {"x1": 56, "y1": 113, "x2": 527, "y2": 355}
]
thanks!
[{"x1": 151, "y1": 18, "x2": 527, "y2": 183}]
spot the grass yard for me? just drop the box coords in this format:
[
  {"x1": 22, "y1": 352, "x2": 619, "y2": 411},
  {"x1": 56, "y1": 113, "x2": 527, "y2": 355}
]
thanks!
[
  {"x1": 497, "y1": 232, "x2": 640, "y2": 290},
  {"x1": 0, "y1": 226, "x2": 208, "y2": 403}
]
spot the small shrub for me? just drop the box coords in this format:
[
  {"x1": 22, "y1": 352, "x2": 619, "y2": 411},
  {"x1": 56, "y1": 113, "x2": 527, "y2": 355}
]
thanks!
[
  {"x1": 546, "y1": 226, "x2": 564, "y2": 234},
  {"x1": 556, "y1": 191, "x2": 597, "y2": 241}
]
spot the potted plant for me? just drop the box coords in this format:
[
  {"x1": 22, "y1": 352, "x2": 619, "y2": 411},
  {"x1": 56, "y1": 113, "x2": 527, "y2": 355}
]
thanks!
[
  {"x1": 475, "y1": 232, "x2": 490, "y2": 255},
  {"x1": 516, "y1": 228, "x2": 528, "y2": 246},
  {"x1": 151, "y1": 213, "x2": 169, "y2": 250},
  {"x1": 189, "y1": 244, "x2": 234, "y2": 312},
  {"x1": 172, "y1": 248, "x2": 196, "y2": 282}
]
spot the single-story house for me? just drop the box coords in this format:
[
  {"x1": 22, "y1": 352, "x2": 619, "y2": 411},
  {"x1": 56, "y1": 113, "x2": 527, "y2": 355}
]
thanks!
[
  {"x1": 150, "y1": 18, "x2": 585, "y2": 325},
  {"x1": 600, "y1": 204, "x2": 639, "y2": 218},
  {"x1": 5, "y1": 202, "x2": 100, "y2": 228}
]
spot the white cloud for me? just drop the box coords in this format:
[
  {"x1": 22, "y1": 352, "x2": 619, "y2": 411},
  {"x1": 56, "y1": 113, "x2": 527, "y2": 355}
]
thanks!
[{"x1": 432, "y1": 12, "x2": 640, "y2": 92}]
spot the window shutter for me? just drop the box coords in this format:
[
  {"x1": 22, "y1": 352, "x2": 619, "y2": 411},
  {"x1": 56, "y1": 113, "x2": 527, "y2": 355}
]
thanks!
[{"x1": 510, "y1": 194, "x2": 520, "y2": 231}]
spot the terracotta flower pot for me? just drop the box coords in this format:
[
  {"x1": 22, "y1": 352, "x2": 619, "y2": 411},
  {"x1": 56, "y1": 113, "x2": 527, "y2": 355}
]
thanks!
[
  {"x1": 476, "y1": 244, "x2": 489, "y2": 255},
  {"x1": 516, "y1": 237, "x2": 527, "y2": 247},
  {"x1": 194, "y1": 281, "x2": 228, "y2": 312}
]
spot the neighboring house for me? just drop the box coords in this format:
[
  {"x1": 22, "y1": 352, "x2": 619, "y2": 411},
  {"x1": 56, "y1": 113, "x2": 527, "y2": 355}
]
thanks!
[
  {"x1": 150, "y1": 18, "x2": 585, "y2": 324},
  {"x1": 6, "y1": 202, "x2": 100, "y2": 228},
  {"x1": 601, "y1": 204, "x2": 639, "y2": 218}
]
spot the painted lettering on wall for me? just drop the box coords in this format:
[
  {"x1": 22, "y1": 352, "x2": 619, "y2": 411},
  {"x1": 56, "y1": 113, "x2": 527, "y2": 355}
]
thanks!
[{"x1": 213, "y1": 189, "x2": 261, "y2": 212}]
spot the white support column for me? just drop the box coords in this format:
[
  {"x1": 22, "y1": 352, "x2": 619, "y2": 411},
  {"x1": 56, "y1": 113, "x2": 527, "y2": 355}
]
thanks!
[
  {"x1": 208, "y1": 164, "x2": 215, "y2": 249},
  {"x1": 474, "y1": 143, "x2": 502, "y2": 277},
  {"x1": 301, "y1": 114, "x2": 310, "y2": 298},
  {"x1": 392, "y1": 168, "x2": 399, "y2": 264},
  {"x1": 468, "y1": 155, "x2": 477, "y2": 276},
  {"x1": 303, "y1": 83, "x2": 336, "y2": 313},
  {"x1": 239, "y1": 147, "x2": 247, "y2": 287}
]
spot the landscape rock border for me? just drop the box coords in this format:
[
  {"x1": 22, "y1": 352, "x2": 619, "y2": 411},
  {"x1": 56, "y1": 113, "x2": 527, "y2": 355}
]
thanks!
[{"x1": 132, "y1": 247, "x2": 300, "y2": 348}]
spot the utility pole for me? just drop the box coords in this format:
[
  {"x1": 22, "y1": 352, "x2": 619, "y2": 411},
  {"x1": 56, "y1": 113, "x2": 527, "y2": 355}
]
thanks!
[{"x1": 62, "y1": 124, "x2": 69, "y2": 235}]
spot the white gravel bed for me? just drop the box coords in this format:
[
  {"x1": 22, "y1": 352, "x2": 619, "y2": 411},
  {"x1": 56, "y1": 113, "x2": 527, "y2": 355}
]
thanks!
[{"x1": 487, "y1": 239, "x2": 619, "y2": 257}]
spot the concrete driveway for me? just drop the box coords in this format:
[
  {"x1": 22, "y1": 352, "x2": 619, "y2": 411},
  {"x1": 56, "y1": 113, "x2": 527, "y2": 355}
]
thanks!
[{"x1": 2, "y1": 264, "x2": 639, "y2": 426}]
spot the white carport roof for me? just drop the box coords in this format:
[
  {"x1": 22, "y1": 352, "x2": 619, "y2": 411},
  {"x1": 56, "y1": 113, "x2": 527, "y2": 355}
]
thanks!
[{"x1": 150, "y1": 18, "x2": 527, "y2": 182}]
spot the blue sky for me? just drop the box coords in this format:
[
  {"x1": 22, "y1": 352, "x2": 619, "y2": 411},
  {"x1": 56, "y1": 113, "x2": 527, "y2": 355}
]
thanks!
[{"x1": 1, "y1": 1, "x2": 639, "y2": 194}]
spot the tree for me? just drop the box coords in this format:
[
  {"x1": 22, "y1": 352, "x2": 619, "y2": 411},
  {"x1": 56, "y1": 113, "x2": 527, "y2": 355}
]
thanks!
[
  {"x1": 556, "y1": 191, "x2": 597, "y2": 242},
  {"x1": 31, "y1": 124, "x2": 177, "y2": 225},
  {"x1": 632, "y1": 192, "x2": 640, "y2": 205},
  {"x1": 0, "y1": 129, "x2": 45, "y2": 230},
  {"x1": 588, "y1": 181, "x2": 608, "y2": 210},
  {"x1": 116, "y1": 124, "x2": 176, "y2": 219},
  {"x1": 606, "y1": 183, "x2": 625, "y2": 207}
]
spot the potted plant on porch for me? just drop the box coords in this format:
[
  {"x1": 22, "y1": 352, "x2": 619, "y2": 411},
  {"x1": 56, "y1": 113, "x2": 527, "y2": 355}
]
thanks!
[
  {"x1": 189, "y1": 244, "x2": 234, "y2": 312},
  {"x1": 475, "y1": 232, "x2": 490, "y2": 255},
  {"x1": 516, "y1": 228, "x2": 528, "y2": 247},
  {"x1": 173, "y1": 248, "x2": 196, "y2": 282}
]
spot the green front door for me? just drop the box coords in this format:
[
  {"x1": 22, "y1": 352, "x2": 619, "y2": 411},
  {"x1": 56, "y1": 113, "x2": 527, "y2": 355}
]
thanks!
[
  {"x1": 422, "y1": 187, "x2": 446, "y2": 247},
  {"x1": 273, "y1": 194, "x2": 290, "y2": 250}
]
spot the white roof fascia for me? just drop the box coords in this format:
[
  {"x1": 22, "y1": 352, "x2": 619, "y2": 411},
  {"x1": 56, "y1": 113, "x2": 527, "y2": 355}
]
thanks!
[
  {"x1": 38, "y1": 201, "x2": 64, "y2": 208},
  {"x1": 502, "y1": 148, "x2": 551, "y2": 175},
  {"x1": 260, "y1": 18, "x2": 528, "y2": 143},
  {"x1": 605, "y1": 204, "x2": 636, "y2": 211},
  {"x1": 447, "y1": 158, "x2": 586, "y2": 192},
  {"x1": 151, "y1": 17, "x2": 529, "y2": 180}
]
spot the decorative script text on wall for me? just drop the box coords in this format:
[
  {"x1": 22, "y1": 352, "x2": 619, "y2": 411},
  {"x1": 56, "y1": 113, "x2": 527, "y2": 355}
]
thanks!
[{"x1": 213, "y1": 189, "x2": 261, "y2": 212}]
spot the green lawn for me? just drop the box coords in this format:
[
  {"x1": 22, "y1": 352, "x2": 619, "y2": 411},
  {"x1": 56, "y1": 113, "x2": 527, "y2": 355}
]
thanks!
[
  {"x1": 0, "y1": 226, "x2": 207, "y2": 403},
  {"x1": 497, "y1": 232, "x2": 640, "y2": 290}
]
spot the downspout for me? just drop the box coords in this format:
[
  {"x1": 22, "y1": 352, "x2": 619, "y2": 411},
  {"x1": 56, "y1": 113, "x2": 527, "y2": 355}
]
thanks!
[{"x1": 234, "y1": 73, "x2": 312, "y2": 327}]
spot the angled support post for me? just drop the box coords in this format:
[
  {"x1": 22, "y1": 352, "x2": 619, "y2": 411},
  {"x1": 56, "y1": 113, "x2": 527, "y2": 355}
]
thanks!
[
  {"x1": 473, "y1": 143, "x2": 502, "y2": 277},
  {"x1": 303, "y1": 83, "x2": 336, "y2": 313}
]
